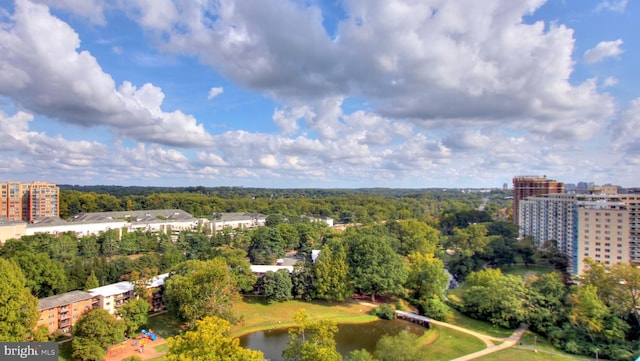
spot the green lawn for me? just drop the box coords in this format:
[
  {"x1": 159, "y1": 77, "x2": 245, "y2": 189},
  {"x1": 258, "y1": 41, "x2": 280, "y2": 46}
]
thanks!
[
  {"x1": 500, "y1": 265, "x2": 554, "y2": 278},
  {"x1": 143, "y1": 312, "x2": 184, "y2": 339},
  {"x1": 475, "y1": 347, "x2": 591, "y2": 361},
  {"x1": 229, "y1": 297, "x2": 378, "y2": 337},
  {"x1": 424, "y1": 325, "x2": 487, "y2": 360},
  {"x1": 443, "y1": 308, "x2": 513, "y2": 338}
]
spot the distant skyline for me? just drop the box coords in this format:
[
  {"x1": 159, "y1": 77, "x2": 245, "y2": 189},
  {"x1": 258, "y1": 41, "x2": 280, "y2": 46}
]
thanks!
[{"x1": 0, "y1": 0, "x2": 638, "y2": 189}]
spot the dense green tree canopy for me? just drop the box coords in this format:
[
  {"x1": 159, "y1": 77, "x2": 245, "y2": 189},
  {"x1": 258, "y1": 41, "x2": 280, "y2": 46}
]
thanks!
[
  {"x1": 118, "y1": 298, "x2": 151, "y2": 335},
  {"x1": 164, "y1": 259, "x2": 239, "y2": 323},
  {"x1": 314, "y1": 243, "x2": 351, "y2": 301},
  {"x1": 165, "y1": 316, "x2": 265, "y2": 361},
  {"x1": 261, "y1": 270, "x2": 294, "y2": 303},
  {"x1": 405, "y1": 252, "x2": 449, "y2": 302},
  {"x1": 10, "y1": 251, "x2": 69, "y2": 297},
  {"x1": 463, "y1": 269, "x2": 527, "y2": 328},
  {"x1": 0, "y1": 258, "x2": 39, "y2": 342},
  {"x1": 345, "y1": 229, "x2": 407, "y2": 301}
]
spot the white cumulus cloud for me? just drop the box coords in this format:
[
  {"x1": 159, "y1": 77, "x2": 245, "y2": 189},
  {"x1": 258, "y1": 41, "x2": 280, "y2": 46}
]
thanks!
[{"x1": 584, "y1": 39, "x2": 624, "y2": 63}]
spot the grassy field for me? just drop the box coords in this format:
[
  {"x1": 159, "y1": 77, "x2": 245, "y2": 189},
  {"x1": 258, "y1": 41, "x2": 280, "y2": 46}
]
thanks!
[
  {"x1": 144, "y1": 312, "x2": 184, "y2": 339},
  {"x1": 443, "y1": 308, "x2": 513, "y2": 338},
  {"x1": 424, "y1": 325, "x2": 487, "y2": 360},
  {"x1": 229, "y1": 296, "x2": 378, "y2": 337},
  {"x1": 500, "y1": 265, "x2": 554, "y2": 278},
  {"x1": 474, "y1": 347, "x2": 591, "y2": 361}
]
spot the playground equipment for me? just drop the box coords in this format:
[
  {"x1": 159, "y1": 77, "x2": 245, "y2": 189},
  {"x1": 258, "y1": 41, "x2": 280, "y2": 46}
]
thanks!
[
  {"x1": 140, "y1": 329, "x2": 157, "y2": 341},
  {"x1": 108, "y1": 344, "x2": 126, "y2": 356}
]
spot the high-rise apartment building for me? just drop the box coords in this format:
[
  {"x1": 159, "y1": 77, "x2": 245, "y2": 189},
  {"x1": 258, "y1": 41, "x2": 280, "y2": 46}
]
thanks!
[
  {"x1": 574, "y1": 197, "x2": 630, "y2": 275},
  {"x1": 518, "y1": 188, "x2": 639, "y2": 275},
  {"x1": 617, "y1": 194, "x2": 640, "y2": 266},
  {"x1": 519, "y1": 193, "x2": 576, "y2": 251},
  {"x1": 512, "y1": 176, "x2": 564, "y2": 225},
  {"x1": 0, "y1": 181, "x2": 59, "y2": 221}
]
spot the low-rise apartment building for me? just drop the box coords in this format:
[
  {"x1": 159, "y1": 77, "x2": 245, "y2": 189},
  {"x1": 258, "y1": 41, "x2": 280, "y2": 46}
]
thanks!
[
  {"x1": 211, "y1": 212, "x2": 268, "y2": 231},
  {"x1": 36, "y1": 290, "x2": 93, "y2": 333}
]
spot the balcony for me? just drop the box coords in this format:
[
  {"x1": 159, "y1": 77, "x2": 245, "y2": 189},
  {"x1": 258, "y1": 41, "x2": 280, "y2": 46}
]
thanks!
[{"x1": 58, "y1": 312, "x2": 70, "y2": 320}]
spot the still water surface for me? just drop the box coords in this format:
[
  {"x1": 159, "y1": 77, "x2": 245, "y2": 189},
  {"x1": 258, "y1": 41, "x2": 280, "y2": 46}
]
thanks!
[{"x1": 239, "y1": 319, "x2": 425, "y2": 361}]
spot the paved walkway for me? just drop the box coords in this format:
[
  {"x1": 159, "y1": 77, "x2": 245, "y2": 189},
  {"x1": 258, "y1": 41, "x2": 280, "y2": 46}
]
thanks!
[
  {"x1": 448, "y1": 323, "x2": 528, "y2": 361},
  {"x1": 357, "y1": 301, "x2": 530, "y2": 361}
]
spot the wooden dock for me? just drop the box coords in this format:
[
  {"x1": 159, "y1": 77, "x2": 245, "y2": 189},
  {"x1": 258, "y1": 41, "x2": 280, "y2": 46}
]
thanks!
[{"x1": 396, "y1": 310, "x2": 431, "y2": 328}]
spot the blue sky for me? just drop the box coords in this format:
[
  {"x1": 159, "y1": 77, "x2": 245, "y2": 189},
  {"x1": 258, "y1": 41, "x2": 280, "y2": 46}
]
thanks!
[{"x1": 0, "y1": 0, "x2": 637, "y2": 188}]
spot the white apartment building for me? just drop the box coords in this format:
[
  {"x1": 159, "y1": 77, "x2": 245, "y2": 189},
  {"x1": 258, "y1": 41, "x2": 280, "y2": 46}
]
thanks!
[
  {"x1": 519, "y1": 193, "x2": 576, "y2": 251},
  {"x1": 24, "y1": 209, "x2": 200, "y2": 239},
  {"x1": 211, "y1": 212, "x2": 268, "y2": 231}
]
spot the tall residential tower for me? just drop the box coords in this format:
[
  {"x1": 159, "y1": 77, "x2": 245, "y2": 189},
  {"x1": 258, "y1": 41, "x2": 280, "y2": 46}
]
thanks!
[
  {"x1": 513, "y1": 176, "x2": 564, "y2": 225},
  {"x1": 1, "y1": 181, "x2": 59, "y2": 221}
]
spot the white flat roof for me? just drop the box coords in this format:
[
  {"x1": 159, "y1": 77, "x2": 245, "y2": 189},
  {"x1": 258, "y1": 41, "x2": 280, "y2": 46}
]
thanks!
[
  {"x1": 250, "y1": 265, "x2": 294, "y2": 273},
  {"x1": 88, "y1": 281, "x2": 132, "y2": 297}
]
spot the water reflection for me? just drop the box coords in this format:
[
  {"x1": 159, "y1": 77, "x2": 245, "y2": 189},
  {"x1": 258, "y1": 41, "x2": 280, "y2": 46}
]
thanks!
[{"x1": 239, "y1": 319, "x2": 425, "y2": 361}]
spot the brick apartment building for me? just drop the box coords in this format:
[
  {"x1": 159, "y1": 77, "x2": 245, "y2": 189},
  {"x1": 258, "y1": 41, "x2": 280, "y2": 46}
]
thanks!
[{"x1": 1, "y1": 181, "x2": 59, "y2": 221}]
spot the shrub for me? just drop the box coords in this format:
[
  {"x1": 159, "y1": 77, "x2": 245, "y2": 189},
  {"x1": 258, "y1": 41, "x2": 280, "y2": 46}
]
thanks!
[{"x1": 371, "y1": 304, "x2": 397, "y2": 320}]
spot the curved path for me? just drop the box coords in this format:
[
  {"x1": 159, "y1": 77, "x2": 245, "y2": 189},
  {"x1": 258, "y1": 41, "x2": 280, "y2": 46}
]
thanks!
[
  {"x1": 448, "y1": 323, "x2": 528, "y2": 361},
  {"x1": 359, "y1": 301, "x2": 529, "y2": 360}
]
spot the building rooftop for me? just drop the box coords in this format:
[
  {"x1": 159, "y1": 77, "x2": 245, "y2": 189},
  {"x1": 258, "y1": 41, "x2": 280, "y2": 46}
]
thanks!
[
  {"x1": 250, "y1": 265, "x2": 294, "y2": 274},
  {"x1": 70, "y1": 209, "x2": 196, "y2": 224},
  {"x1": 28, "y1": 217, "x2": 70, "y2": 227},
  {"x1": 149, "y1": 273, "x2": 169, "y2": 288},
  {"x1": 88, "y1": 281, "x2": 133, "y2": 297},
  {"x1": 0, "y1": 217, "x2": 26, "y2": 226},
  {"x1": 212, "y1": 212, "x2": 268, "y2": 222},
  {"x1": 38, "y1": 290, "x2": 93, "y2": 311}
]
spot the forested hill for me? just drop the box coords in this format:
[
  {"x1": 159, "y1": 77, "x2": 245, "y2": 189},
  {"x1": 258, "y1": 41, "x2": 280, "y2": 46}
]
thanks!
[{"x1": 58, "y1": 185, "x2": 511, "y2": 222}]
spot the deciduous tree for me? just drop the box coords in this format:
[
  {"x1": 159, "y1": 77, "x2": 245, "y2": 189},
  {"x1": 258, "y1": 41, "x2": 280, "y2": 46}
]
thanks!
[
  {"x1": 375, "y1": 331, "x2": 427, "y2": 361},
  {"x1": 0, "y1": 258, "x2": 39, "y2": 341},
  {"x1": 261, "y1": 269, "x2": 293, "y2": 303},
  {"x1": 165, "y1": 316, "x2": 264, "y2": 361},
  {"x1": 282, "y1": 310, "x2": 341, "y2": 361},
  {"x1": 164, "y1": 259, "x2": 239, "y2": 323},
  {"x1": 118, "y1": 298, "x2": 151, "y2": 335},
  {"x1": 314, "y1": 244, "x2": 351, "y2": 301},
  {"x1": 11, "y1": 251, "x2": 69, "y2": 297},
  {"x1": 346, "y1": 232, "x2": 407, "y2": 302},
  {"x1": 463, "y1": 269, "x2": 527, "y2": 328}
]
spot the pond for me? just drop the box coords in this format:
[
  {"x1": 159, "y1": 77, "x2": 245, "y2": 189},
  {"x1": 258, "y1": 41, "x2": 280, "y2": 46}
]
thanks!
[{"x1": 238, "y1": 319, "x2": 426, "y2": 361}]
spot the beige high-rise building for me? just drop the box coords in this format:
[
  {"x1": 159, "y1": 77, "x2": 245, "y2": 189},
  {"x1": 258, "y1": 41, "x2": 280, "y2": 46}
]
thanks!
[
  {"x1": 0, "y1": 181, "x2": 59, "y2": 221},
  {"x1": 574, "y1": 198, "x2": 630, "y2": 275}
]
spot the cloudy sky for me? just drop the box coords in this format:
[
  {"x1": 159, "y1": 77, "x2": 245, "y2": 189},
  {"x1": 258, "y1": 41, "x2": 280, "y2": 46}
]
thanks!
[{"x1": 0, "y1": 0, "x2": 637, "y2": 188}]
